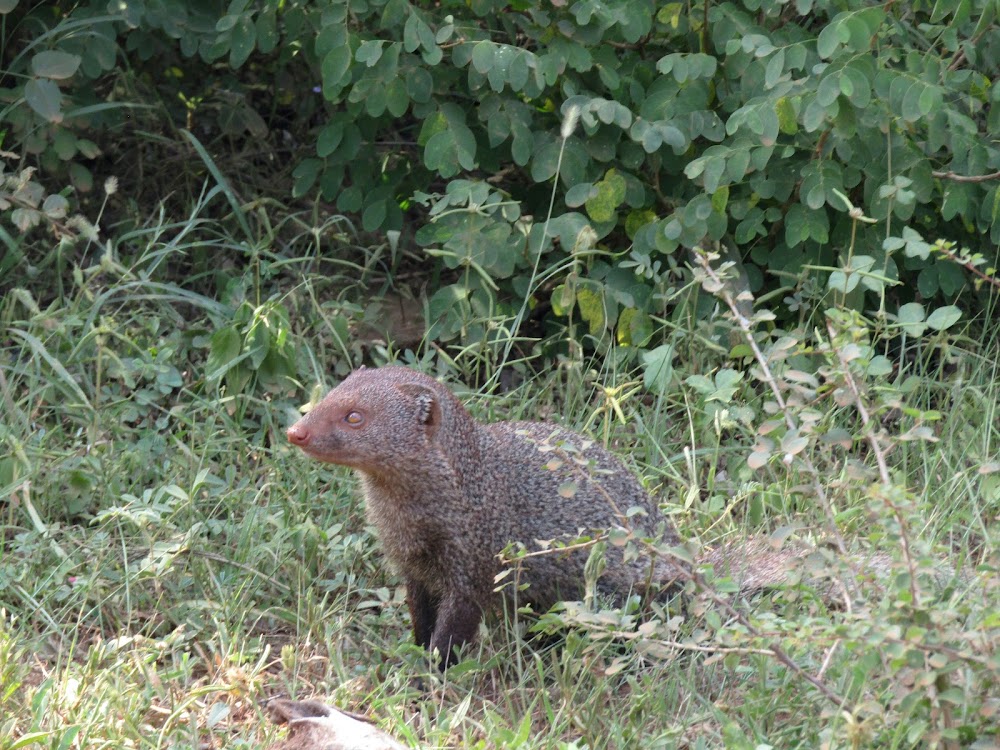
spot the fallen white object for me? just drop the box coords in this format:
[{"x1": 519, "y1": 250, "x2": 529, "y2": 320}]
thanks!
[{"x1": 266, "y1": 699, "x2": 409, "y2": 750}]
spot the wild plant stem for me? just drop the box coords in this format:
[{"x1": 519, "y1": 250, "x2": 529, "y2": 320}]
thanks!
[
  {"x1": 824, "y1": 320, "x2": 921, "y2": 609},
  {"x1": 694, "y1": 251, "x2": 849, "y2": 558}
]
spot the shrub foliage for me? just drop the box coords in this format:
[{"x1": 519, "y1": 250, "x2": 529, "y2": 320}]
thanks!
[{"x1": 3, "y1": 0, "x2": 999, "y2": 361}]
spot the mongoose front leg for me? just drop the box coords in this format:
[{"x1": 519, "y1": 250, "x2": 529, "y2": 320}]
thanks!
[
  {"x1": 429, "y1": 592, "x2": 483, "y2": 668},
  {"x1": 404, "y1": 577, "x2": 439, "y2": 649}
]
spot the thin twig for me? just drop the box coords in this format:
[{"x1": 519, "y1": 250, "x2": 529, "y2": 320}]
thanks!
[
  {"x1": 187, "y1": 549, "x2": 291, "y2": 594},
  {"x1": 824, "y1": 321, "x2": 920, "y2": 610},
  {"x1": 934, "y1": 245, "x2": 1000, "y2": 290},
  {"x1": 932, "y1": 170, "x2": 1000, "y2": 183},
  {"x1": 694, "y1": 252, "x2": 850, "y2": 558},
  {"x1": 683, "y1": 566, "x2": 851, "y2": 707},
  {"x1": 17, "y1": 481, "x2": 70, "y2": 560},
  {"x1": 606, "y1": 631, "x2": 776, "y2": 656},
  {"x1": 817, "y1": 639, "x2": 840, "y2": 679},
  {"x1": 500, "y1": 535, "x2": 607, "y2": 562}
]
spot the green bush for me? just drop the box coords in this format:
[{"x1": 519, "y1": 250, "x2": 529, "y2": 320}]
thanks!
[{"x1": 229, "y1": 0, "x2": 1000, "y2": 344}]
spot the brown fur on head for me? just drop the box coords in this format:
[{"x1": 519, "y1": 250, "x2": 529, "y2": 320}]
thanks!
[{"x1": 285, "y1": 367, "x2": 443, "y2": 474}]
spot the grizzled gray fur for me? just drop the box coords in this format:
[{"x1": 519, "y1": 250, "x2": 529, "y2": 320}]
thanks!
[{"x1": 286, "y1": 366, "x2": 687, "y2": 665}]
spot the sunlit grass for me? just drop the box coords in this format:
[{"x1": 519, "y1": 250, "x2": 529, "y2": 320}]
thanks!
[{"x1": 1, "y1": 215, "x2": 998, "y2": 749}]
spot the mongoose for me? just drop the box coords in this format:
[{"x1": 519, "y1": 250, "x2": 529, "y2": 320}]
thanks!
[
  {"x1": 286, "y1": 366, "x2": 689, "y2": 665},
  {"x1": 286, "y1": 367, "x2": 909, "y2": 665}
]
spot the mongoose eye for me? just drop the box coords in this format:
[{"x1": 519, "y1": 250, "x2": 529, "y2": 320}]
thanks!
[{"x1": 344, "y1": 411, "x2": 364, "y2": 426}]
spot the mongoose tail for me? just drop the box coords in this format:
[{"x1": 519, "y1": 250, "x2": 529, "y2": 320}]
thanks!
[{"x1": 702, "y1": 536, "x2": 930, "y2": 605}]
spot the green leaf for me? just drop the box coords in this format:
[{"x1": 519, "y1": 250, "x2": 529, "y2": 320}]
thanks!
[
  {"x1": 24, "y1": 78, "x2": 63, "y2": 122},
  {"x1": 403, "y1": 10, "x2": 436, "y2": 55},
  {"x1": 471, "y1": 41, "x2": 495, "y2": 73},
  {"x1": 356, "y1": 40, "x2": 384, "y2": 66},
  {"x1": 565, "y1": 183, "x2": 597, "y2": 208},
  {"x1": 784, "y1": 204, "x2": 829, "y2": 246},
  {"x1": 530, "y1": 141, "x2": 561, "y2": 183},
  {"x1": 216, "y1": 13, "x2": 238, "y2": 32},
  {"x1": 800, "y1": 160, "x2": 843, "y2": 210},
  {"x1": 816, "y1": 21, "x2": 841, "y2": 59},
  {"x1": 229, "y1": 14, "x2": 256, "y2": 68},
  {"x1": 764, "y1": 49, "x2": 785, "y2": 89},
  {"x1": 898, "y1": 302, "x2": 926, "y2": 336},
  {"x1": 890, "y1": 73, "x2": 942, "y2": 124},
  {"x1": 917, "y1": 266, "x2": 939, "y2": 298},
  {"x1": 336, "y1": 186, "x2": 362, "y2": 212},
  {"x1": 828, "y1": 255, "x2": 874, "y2": 293},
  {"x1": 642, "y1": 344, "x2": 675, "y2": 396},
  {"x1": 866, "y1": 355, "x2": 893, "y2": 377},
  {"x1": 406, "y1": 67, "x2": 433, "y2": 103},
  {"x1": 585, "y1": 170, "x2": 626, "y2": 223},
  {"x1": 362, "y1": 199, "x2": 387, "y2": 232},
  {"x1": 205, "y1": 327, "x2": 244, "y2": 381},
  {"x1": 898, "y1": 227, "x2": 931, "y2": 260},
  {"x1": 363, "y1": 82, "x2": 387, "y2": 117},
  {"x1": 317, "y1": 122, "x2": 343, "y2": 157},
  {"x1": 68, "y1": 163, "x2": 93, "y2": 193},
  {"x1": 630, "y1": 119, "x2": 686, "y2": 154},
  {"x1": 424, "y1": 131, "x2": 460, "y2": 177},
  {"x1": 925, "y1": 305, "x2": 961, "y2": 331},
  {"x1": 7, "y1": 732, "x2": 54, "y2": 749},
  {"x1": 245, "y1": 320, "x2": 271, "y2": 370},
  {"x1": 930, "y1": 0, "x2": 962, "y2": 22},
  {"x1": 385, "y1": 78, "x2": 409, "y2": 117},
  {"x1": 31, "y1": 50, "x2": 81, "y2": 79},
  {"x1": 941, "y1": 182, "x2": 973, "y2": 221},
  {"x1": 256, "y1": 8, "x2": 278, "y2": 53},
  {"x1": 656, "y1": 53, "x2": 717, "y2": 81},
  {"x1": 508, "y1": 50, "x2": 530, "y2": 91},
  {"x1": 291, "y1": 158, "x2": 320, "y2": 197},
  {"x1": 76, "y1": 139, "x2": 100, "y2": 158},
  {"x1": 321, "y1": 45, "x2": 352, "y2": 93},
  {"x1": 52, "y1": 128, "x2": 76, "y2": 160},
  {"x1": 551, "y1": 283, "x2": 575, "y2": 316},
  {"x1": 937, "y1": 260, "x2": 964, "y2": 296},
  {"x1": 576, "y1": 286, "x2": 606, "y2": 335}
]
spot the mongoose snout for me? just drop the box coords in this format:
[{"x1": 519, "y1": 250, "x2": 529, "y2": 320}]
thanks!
[
  {"x1": 285, "y1": 423, "x2": 311, "y2": 447},
  {"x1": 285, "y1": 420, "x2": 352, "y2": 465}
]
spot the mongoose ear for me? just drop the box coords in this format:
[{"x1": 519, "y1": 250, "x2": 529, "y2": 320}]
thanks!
[{"x1": 396, "y1": 383, "x2": 441, "y2": 438}]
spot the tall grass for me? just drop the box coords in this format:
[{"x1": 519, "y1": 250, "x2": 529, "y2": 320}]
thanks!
[{"x1": 1, "y1": 203, "x2": 998, "y2": 748}]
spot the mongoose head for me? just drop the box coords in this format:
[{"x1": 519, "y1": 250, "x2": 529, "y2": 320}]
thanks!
[{"x1": 286, "y1": 366, "x2": 445, "y2": 475}]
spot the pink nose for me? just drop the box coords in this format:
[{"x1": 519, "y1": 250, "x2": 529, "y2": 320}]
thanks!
[{"x1": 287, "y1": 424, "x2": 310, "y2": 446}]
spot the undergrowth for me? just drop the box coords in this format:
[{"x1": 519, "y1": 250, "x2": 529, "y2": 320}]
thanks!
[{"x1": 1, "y1": 173, "x2": 999, "y2": 749}]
